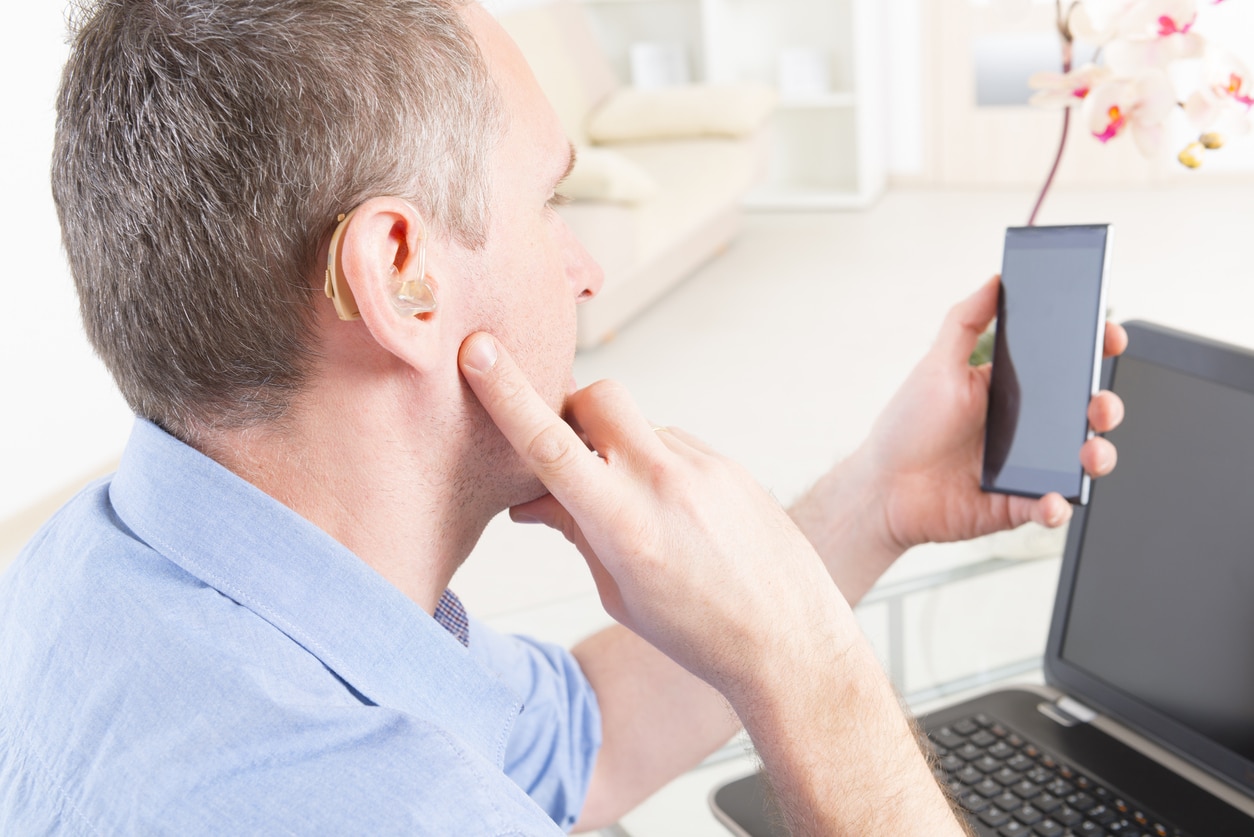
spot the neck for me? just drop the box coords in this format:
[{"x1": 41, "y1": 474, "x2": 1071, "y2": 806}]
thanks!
[{"x1": 203, "y1": 370, "x2": 500, "y2": 615}]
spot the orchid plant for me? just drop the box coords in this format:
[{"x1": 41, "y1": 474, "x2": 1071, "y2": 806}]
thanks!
[{"x1": 1025, "y1": 0, "x2": 1252, "y2": 224}]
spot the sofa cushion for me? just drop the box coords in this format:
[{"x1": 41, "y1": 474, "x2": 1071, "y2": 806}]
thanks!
[
  {"x1": 557, "y1": 146, "x2": 661, "y2": 204},
  {"x1": 587, "y1": 84, "x2": 777, "y2": 143}
]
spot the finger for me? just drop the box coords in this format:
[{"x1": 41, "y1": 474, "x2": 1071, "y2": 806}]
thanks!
[
  {"x1": 1087, "y1": 390, "x2": 1124, "y2": 434},
  {"x1": 460, "y1": 333, "x2": 606, "y2": 504},
  {"x1": 935, "y1": 275, "x2": 1000, "y2": 367},
  {"x1": 510, "y1": 497, "x2": 626, "y2": 623},
  {"x1": 1080, "y1": 436, "x2": 1118, "y2": 478},
  {"x1": 564, "y1": 380, "x2": 665, "y2": 461},
  {"x1": 1018, "y1": 493, "x2": 1073, "y2": 528},
  {"x1": 1103, "y1": 321, "x2": 1128, "y2": 358},
  {"x1": 653, "y1": 424, "x2": 717, "y2": 457}
]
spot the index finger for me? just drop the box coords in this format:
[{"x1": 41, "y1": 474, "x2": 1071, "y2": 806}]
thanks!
[{"x1": 459, "y1": 332, "x2": 604, "y2": 503}]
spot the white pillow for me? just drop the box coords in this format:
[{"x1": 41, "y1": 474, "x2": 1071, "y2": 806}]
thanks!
[
  {"x1": 587, "y1": 83, "x2": 777, "y2": 143},
  {"x1": 557, "y1": 146, "x2": 661, "y2": 204}
]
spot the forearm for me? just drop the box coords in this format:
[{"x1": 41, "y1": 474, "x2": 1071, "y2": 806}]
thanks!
[
  {"x1": 732, "y1": 614, "x2": 966, "y2": 836},
  {"x1": 570, "y1": 624, "x2": 740, "y2": 831},
  {"x1": 789, "y1": 446, "x2": 906, "y2": 606}
]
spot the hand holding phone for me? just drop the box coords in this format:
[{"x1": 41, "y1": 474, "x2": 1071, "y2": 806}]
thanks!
[{"x1": 981, "y1": 225, "x2": 1112, "y2": 505}]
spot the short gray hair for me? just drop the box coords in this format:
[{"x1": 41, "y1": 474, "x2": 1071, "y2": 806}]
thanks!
[{"x1": 52, "y1": 0, "x2": 502, "y2": 441}]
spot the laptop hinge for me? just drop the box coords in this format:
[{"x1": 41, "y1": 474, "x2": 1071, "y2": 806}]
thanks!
[{"x1": 1037, "y1": 696, "x2": 1099, "y2": 727}]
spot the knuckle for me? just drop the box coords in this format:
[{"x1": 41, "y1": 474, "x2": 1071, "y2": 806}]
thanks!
[{"x1": 526, "y1": 422, "x2": 582, "y2": 472}]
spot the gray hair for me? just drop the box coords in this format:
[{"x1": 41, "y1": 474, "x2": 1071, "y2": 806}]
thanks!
[{"x1": 52, "y1": 0, "x2": 502, "y2": 441}]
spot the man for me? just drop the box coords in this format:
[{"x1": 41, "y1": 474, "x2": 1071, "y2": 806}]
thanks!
[{"x1": 0, "y1": 0, "x2": 1126, "y2": 833}]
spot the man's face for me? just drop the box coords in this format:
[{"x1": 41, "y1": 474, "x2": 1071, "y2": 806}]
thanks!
[{"x1": 447, "y1": 4, "x2": 603, "y2": 502}]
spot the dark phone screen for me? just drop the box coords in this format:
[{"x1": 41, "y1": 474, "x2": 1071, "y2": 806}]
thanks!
[{"x1": 983, "y1": 225, "x2": 1109, "y2": 500}]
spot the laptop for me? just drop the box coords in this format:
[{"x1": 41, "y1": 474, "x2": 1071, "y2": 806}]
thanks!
[{"x1": 710, "y1": 321, "x2": 1254, "y2": 836}]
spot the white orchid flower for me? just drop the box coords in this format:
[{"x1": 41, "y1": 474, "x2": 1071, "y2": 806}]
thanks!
[
  {"x1": 1029, "y1": 64, "x2": 1114, "y2": 107},
  {"x1": 1071, "y1": 0, "x2": 1142, "y2": 44},
  {"x1": 1184, "y1": 47, "x2": 1254, "y2": 136},
  {"x1": 1084, "y1": 0, "x2": 1204, "y2": 74},
  {"x1": 1083, "y1": 70, "x2": 1177, "y2": 156}
]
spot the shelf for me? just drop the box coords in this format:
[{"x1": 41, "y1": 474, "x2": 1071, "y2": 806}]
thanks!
[{"x1": 777, "y1": 91, "x2": 857, "y2": 109}]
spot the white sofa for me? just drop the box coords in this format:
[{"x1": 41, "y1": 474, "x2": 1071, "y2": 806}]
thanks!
[{"x1": 496, "y1": 0, "x2": 774, "y2": 348}]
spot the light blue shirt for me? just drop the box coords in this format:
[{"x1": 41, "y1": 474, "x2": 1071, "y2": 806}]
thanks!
[{"x1": 0, "y1": 419, "x2": 601, "y2": 834}]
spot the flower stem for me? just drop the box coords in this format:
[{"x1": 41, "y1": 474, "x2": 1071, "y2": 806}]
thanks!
[
  {"x1": 1029, "y1": 7, "x2": 1075, "y2": 227},
  {"x1": 1028, "y1": 107, "x2": 1071, "y2": 226}
]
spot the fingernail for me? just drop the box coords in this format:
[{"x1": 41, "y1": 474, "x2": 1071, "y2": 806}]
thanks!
[
  {"x1": 511, "y1": 510, "x2": 541, "y2": 524},
  {"x1": 463, "y1": 334, "x2": 498, "y2": 372}
]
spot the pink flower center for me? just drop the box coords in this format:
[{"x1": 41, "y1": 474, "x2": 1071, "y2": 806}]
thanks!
[
  {"x1": 1095, "y1": 105, "x2": 1127, "y2": 143},
  {"x1": 1072, "y1": 86, "x2": 1091, "y2": 99},
  {"x1": 1157, "y1": 14, "x2": 1196, "y2": 36}
]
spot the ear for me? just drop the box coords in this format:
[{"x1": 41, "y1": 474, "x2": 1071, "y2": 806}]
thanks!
[{"x1": 331, "y1": 196, "x2": 443, "y2": 370}]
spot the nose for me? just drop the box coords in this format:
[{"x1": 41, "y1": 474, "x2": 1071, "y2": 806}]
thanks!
[{"x1": 560, "y1": 218, "x2": 604, "y2": 303}]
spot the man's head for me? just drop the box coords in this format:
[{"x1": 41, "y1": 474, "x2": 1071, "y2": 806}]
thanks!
[{"x1": 52, "y1": 0, "x2": 502, "y2": 442}]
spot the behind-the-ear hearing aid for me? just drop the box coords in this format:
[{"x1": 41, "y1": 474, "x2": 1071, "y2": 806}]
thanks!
[{"x1": 324, "y1": 202, "x2": 438, "y2": 321}]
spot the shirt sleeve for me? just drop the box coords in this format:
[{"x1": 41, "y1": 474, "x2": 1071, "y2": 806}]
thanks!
[{"x1": 466, "y1": 615, "x2": 602, "y2": 832}]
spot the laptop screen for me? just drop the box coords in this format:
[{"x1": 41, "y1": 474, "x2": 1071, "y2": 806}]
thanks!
[{"x1": 1051, "y1": 325, "x2": 1254, "y2": 791}]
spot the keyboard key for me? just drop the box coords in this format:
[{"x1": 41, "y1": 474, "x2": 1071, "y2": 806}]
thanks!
[
  {"x1": 994, "y1": 768, "x2": 1025, "y2": 786},
  {"x1": 960, "y1": 791, "x2": 989, "y2": 813},
  {"x1": 958, "y1": 765, "x2": 983, "y2": 785},
  {"x1": 958, "y1": 743, "x2": 983, "y2": 760},
  {"x1": 1068, "y1": 792, "x2": 1097, "y2": 812},
  {"x1": 990, "y1": 723, "x2": 1009, "y2": 738},
  {"x1": 1007, "y1": 734, "x2": 1026, "y2": 748},
  {"x1": 995, "y1": 791, "x2": 1023, "y2": 811},
  {"x1": 1089, "y1": 804, "x2": 1117, "y2": 825},
  {"x1": 1013, "y1": 781, "x2": 1043, "y2": 799},
  {"x1": 1076, "y1": 821, "x2": 1106, "y2": 836},
  {"x1": 941, "y1": 754, "x2": 964, "y2": 773},
  {"x1": 1014, "y1": 805, "x2": 1044, "y2": 826},
  {"x1": 1034, "y1": 819, "x2": 1064, "y2": 837},
  {"x1": 1027, "y1": 767, "x2": 1052, "y2": 784},
  {"x1": 1047, "y1": 779, "x2": 1075, "y2": 797},
  {"x1": 1055, "y1": 805, "x2": 1084, "y2": 826},
  {"x1": 999, "y1": 822, "x2": 1031, "y2": 836},
  {"x1": 974, "y1": 713, "x2": 994, "y2": 728},
  {"x1": 989, "y1": 742, "x2": 1017, "y2": 760},
  {"x1": 972, "y1": 730, "x2": 998, "y2": 747},
  {"x1": 953, "y1": 718, "x2": 980, "y2": 736},
  {"x1": 932, "y1": 727, "x2": 966, "y2": 749},
  {"x1": 975, "y1": 778, "x2": 1003, "y2": 798},
  {"x1": 981, "y1": 808, "x2": 1012, "y2": 828},
  {"x1": 1032, "y1": 792, "x2": 1063, "y2": 813},
  {"x1": 975, "y1": 755, "x2": 1003, "y2": 773},
  {"x1": 1006, "y1": 753, "x2": 1034, "y2": 771}
]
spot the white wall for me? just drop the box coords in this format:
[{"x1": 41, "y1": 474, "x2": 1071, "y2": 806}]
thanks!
[{"x1": 0, "y1": 5, "x2": 133, "y2": 523}]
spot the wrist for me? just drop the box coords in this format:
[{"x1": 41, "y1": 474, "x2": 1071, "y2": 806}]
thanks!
[
  {"x1": 790, "y1": 446, "x2": 909, "y2": 605},
  {"x1": 732, "y1": 627, "x2": 964, "y2": 835}
]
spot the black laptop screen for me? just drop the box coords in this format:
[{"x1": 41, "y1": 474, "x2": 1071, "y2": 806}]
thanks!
[{"x1": 1060, "y1": 353, "x2": 1254, "y2": 765}]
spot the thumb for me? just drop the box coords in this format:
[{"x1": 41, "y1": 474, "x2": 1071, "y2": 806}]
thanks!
[{"x1": 935, "y1": 275, "x2": 1000, "y2": 367}]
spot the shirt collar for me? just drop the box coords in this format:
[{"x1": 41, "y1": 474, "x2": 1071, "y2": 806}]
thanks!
[{"x1": 109, "y1": 418, "x2": 520, "y2": 767}]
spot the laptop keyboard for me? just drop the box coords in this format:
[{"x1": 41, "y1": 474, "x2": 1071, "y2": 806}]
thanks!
[{"x1": 927, "y1": 713, "x2": 1190, "y2": 837}]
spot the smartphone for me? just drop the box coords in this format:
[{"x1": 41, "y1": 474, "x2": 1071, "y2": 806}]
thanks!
[{"x1": 981, "y1": 224, "x2": 1112, "y2": 505}]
